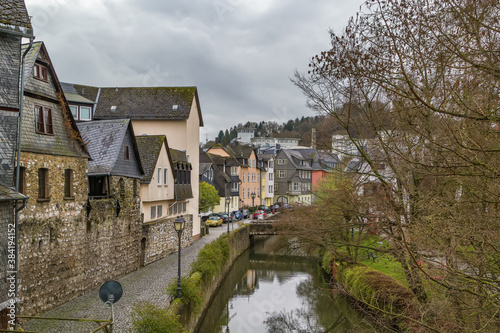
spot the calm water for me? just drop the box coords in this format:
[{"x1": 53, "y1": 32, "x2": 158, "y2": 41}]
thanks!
[{"x1": 197, "y1": 236, "x2": 371, "y2": 333}]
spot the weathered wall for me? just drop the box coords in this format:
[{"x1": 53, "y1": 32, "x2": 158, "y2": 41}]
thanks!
[
  {"x1": 17, "y1": 152, "x2": 142, "y2": 316},
  {"x1": 0, "y1": 111, "x2": 18, "y2": 188},
  {"x1": 141, "y1": 215, "x2": 193, "y2": 266},
  {"x1": 0, "y1": 203, "x2": 13, "y2": 307}
]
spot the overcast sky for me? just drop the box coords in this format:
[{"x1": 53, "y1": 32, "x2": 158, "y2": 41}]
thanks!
[{"x1": 24, "y1": 0, "x2": 365, "y2": 142}]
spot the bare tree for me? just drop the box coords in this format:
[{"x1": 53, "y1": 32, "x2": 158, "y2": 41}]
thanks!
[{"x1": 292, "y1": 0, "x2": 500, "y2": 331}]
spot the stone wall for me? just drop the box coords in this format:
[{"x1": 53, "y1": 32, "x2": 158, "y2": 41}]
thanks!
[
  {"x1": 17, "y1": 151, "x2": 143, "y2": 317},
  {"x1": 0, "y1": 202, "x2": 13, "y2": 306},
  {"x1": 141, "y1": 215, "x2": 193, "y2": 267}
]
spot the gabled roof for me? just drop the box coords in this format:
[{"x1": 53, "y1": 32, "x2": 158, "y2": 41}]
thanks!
[
  {"x1": 61, "y1": 84, "x2": 204, "y2": 126},
  {"x1": 77, "y1": 119, "x2": 143, "y2": 176},
  {"x1": 0, "y1": 0, "x2": 33, "y2": 36},
  {"x1": 20, "y1": 42, "x2": 90, "y2": 158},
  {"x1": 200, "y1": 152, "x2": 236, "y2": 197},
  {"x1": 135, "y1": 135, "x2": 172, "y2": 184},
  {"x1": 224, "y1": 145, "x2": 256, "y2": 163},
  {"x1": 199, "y1": 163, "x2": 213, "y2": 176},
  {"x1": 281, "y1": 149, "x2": 313, "y2": 171},
  {"x1": 61, "y1": 82, "x2": 100, "y2": 104}
]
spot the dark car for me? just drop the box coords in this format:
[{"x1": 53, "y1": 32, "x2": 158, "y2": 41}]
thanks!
[
  {"x1": 242, "y1": 209, "x2": 250, "y2": 219},
  {"x1": 220, "y1": 214, "x2": 230, "y2": 223},
  {"x1": 258, "y1": 206, "x2": 270, "y2": 213}
]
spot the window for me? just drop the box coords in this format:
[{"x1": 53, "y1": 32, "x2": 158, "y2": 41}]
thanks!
[
  {"x1": 269, "y1": 161, "x2": 274, "y2": 168},
  {"x1": 157, "y1": 205, "x2": 163, "y2": 217},
  {"x1": 35, "y1": 105, "x2": 53, "y2": 135},
  {"x1": 64, "y1": 169, "x2": 73, "y2": 198},
  {"x1": 33, "y1": 63, "x2": 48, "y2": 82},
  {"x1": 164, "y1": 168, "x2": 168, "y2": 185},
  {"x1": 257, "y1": 173, "x2": 260, "y2": 182},
  {"x1": 242, "y1": 172, "x2": 245, "y2": 183},
  {"x1": 157, "y1": 168, "x2": 162, "y2": 185},
  {"x1": 243, "y1": 190, "x2": 245, "y2": 198},
  {"x1": 269, "y1": 185, "x2": 273, "y2": 193},
  {"x1": 278, "y1": 170, "x2": 287, "y2": 178},
  {"x1": 257, "y1": 188, "x2": 260, "y2": 197},
  {"x1": 293, "y1": 183, "x2": 299, "y2": 191},
  {"x1": 80, "y1": 106, "x2": 91, "y2": 121},
  {"x1": 69, "y1": 105, "x2": 78, "y2": 118},
  {"x1": 277, "y1": 159, "x2": 287, "y2": 165},
  {"x1": 182, "y1": 202, "x2": 186, "y2": 212},
  {"x1": 89, "y1": 175, "x2": 109, "y2": 199},
  {"x1": 231, "y1": 182, "x2": 238, "y2": 191},
  {"x1": 248, "y1": 188, "x2": 250, "y2": 198},
  {"x1": 269, "y1": 173, "x2": 273, "y2": 180},
  {"x1": 231, "y1": 166, "x2": 238, "y2": 176},
  {"x1": 248, "y1": 173, "x2": 250, "y2": 182},
  {"x1": 38, "y1": 168, "x2": 49, "y2": 199},
  {"x1": 151, "y1": 206, "x2": 156, "y2": 219},
  {"x1": 124, "y1": 145, "x2": 130, "y2": 160}
]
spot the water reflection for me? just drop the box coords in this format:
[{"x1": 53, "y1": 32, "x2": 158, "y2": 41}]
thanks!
[{"x1": 197, "y1": 236, "x2": 373, "y2": 333}]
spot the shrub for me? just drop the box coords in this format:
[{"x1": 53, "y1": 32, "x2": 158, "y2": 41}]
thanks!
[
  {"x1": 131, "y1": 301, "x2": 188, "y2": 333},
  {"x1": 190, "y1": 234, "x2": 230, "y2": 285},
  {"x1": 167, "y1": 273, "x2": 203, "y2": 315}
]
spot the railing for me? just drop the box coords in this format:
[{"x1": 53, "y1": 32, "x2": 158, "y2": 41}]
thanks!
[{"x1": 0, "y1": 316, "x2": 113, "y2": 333}]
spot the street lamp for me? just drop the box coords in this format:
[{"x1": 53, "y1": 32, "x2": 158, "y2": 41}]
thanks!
[
  {"x1": 225, "y1": 196, "x2": 231, "y2": 234},
  {"x1": 173, "y1": 215, "x2": 186, "y2": 299},
  {"x1": 251, "y1": 192, "x2": 256, "y2": 219}
]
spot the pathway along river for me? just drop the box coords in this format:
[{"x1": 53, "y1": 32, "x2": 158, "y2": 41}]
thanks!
[{"x1": 197, "y1": 235, "x2": 377, "y2": 333}]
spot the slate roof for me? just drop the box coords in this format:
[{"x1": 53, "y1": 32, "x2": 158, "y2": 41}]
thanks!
[
  {"x1": 135, "y1": 135, "x2": 172, "y2": 184},
  {"x1": 77, "y1": 119, "x2": 142, "y2": 176},
  {"x1": 20, "y1": 42, "x2": 90, "y2": 158},
  {"x1": 199, "y1": 163, "x2": 213, "y2": 176},
  {"x1": 0, "y1": 0, "x2": 33, "y2": 35},
  {"x1": 200, "y1": 152, "x2": 236, "y2": 197},
  {"x1": 226, "y1": 145, "x2": 255, "y2": 160},
  {"x1": 60, "y1": 84, "x2": 204, "y2": 126},
  {"x1": 0, "y1": 185, "x2": 27, "y2": 201},
  {"x1": 281, "y1": 149, "x2": 313, "y2": 170}
]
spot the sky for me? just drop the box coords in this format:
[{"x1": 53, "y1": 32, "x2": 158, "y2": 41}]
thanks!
[{"x1": 24, "y1": 0, "x2": 365, "y2": 143}]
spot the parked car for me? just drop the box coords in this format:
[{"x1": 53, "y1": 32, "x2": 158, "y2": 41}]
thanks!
[
  {"x1": 220, "y1": 214, "x2": 230, "y2": 223},
  {"x1": 242, "y1": 209, "x2": 250, "y2": 219},
  {"x1": 259, "y1": 206, "x2": 270, "y2": 213},
  {"x1": 253, "y1": 210, "x2": 267, "y2": 219},
  {"x1": 232, "y1": 211, "x2": 242, "y2": 220},
  {"x1": 256, "y1": 213, "x2": 265, "y2": 220},
  {"x1": 206, "y1": 215, "x2": 222, "y2": 227}
]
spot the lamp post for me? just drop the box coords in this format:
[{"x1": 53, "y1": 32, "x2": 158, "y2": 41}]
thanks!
[
  {"x1": 251, "y1": 192, "x2": 256, "y2": 219},
  {"x1": 225, "y1": 196, "x2": 231, "y2": 234},
  {"x1": 173, "y1": 215, "x2": 186, "y2": 299}
]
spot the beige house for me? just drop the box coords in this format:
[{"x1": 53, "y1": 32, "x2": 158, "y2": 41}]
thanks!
[{"x1": 61, "y1": 84, "x2": 203, "y2": 239}]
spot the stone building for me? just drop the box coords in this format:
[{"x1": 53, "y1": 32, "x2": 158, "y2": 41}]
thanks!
[
  {"x1": 16, "y1": 41, "x2": 91, "y2": 316},
  {"x1": 0, "y1": 0, "x2": 33, "y2": 328}
]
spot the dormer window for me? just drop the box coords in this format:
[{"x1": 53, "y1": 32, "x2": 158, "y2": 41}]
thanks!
[
  {"x1": 111, "y1": 106, "x2": 117, "y2": 112},
  {"x1": 172, "y1": 105, "x2": 179, "y2": 111},
  {"x1": 33, "y1": 63, "x2": 48, "y2": 82},
  {"x1": 35, "y1": 105, "x2": 53, "y2": 135}
]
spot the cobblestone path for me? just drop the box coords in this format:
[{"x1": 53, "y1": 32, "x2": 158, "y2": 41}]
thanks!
[{"x1": 22, "y1": 223, "x2": 238, "y2": 333}]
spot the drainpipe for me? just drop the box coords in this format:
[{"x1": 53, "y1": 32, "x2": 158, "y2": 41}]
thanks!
[{"x1": 13, "y1": 37, "x2": 33, "y2": 330}]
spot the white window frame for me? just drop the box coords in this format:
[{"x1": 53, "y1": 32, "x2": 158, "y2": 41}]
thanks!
[
  {"x1": 278, "y1": 170, "x2": 287, "y2": 178},
  {"x1": 157, "y1": 167, "x2": 162, "y2": 186},
  {"x1": 164, "y1": 168, "x2": 168, "y2": 186},
  {"x1": 80, "y1": 106, "x2": 92, "y2": 121}
]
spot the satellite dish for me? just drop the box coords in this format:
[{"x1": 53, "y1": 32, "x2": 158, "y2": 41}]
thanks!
[{"x1": 99, "y1": 281, "x2": 123, "y2": 304}]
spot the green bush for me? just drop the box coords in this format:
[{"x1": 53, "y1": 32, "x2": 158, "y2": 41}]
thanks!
[
  {"x1": 190, "y1": 234, "x2": 230, "y2": 285},
  {"x1": 131, "y1": 301, "x2": 188, "y2": 333},
  {"x1": 167, "y1": 273, "x2": 203, "y2": 314}
]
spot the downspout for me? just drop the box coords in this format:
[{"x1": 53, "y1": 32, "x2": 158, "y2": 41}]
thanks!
[{"x1": 13, "y1": 37, "x2": 33, "y2": 330}]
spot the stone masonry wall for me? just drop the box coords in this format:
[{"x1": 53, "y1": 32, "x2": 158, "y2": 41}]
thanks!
[
  {"x1": 17, "y1": 151, "x2": 143, "y2": 316},
  {"x1": 0, "y1": 203, "x2": 13, "y2": 306},
  {"x1": 142, "y1": 215, "x2": 193, "y2": 267}
]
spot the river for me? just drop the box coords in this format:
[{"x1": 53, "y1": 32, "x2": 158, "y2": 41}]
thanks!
[{"x1": 197, "y1": 235, "x2": 374, "y2": 333}]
